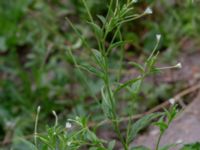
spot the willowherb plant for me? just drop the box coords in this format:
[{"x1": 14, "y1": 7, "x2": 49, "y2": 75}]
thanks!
[{"x1": 33, "y1": 0, "x2": 183, "y2": 150}]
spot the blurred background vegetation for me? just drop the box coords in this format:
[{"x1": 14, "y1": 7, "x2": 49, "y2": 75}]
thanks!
[{"x1": 0, "y1": 0, "x2": 200, "y2": 149}]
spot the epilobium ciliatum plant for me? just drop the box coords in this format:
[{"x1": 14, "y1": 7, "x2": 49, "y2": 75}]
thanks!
[{"x1": 33, "y1": 0, "x2": 182, "y2": 150}]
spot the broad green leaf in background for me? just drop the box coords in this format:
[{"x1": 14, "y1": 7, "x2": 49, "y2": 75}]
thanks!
[
  {"x1": 181, "y1": 143, "x2": 200, "y2": 150},
  {"x1": 12, "y1": 139, "x2": 36, "y2": 150},
  {"x1": 0, "y1": 0, "x2": 31, "y2": 50}
]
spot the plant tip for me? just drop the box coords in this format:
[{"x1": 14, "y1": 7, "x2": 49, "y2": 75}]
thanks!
[
  {"x1": 52, "y1": 110, "x2": 56, "y2": 116},
  {"x1": 144, "y1": 7, "x2": 153, "y2": 15},
  {"x1": 37, "y1": 106, "x2": 41, "y2": 112}
]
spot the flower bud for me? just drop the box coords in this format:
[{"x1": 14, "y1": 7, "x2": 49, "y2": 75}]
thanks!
[
  {"x1": 144, "y1": 7, "x2": 153, "y2": 14},
  {"x1": 65, "y1": 122, "x2": 72, "y2": 129},
  {"x1": 156, "y1": 34, "x2": 161, "y2": 42},
  {"x1": 175, "y1": 63, "x2": 182, "y2": 69},
  {"x1": 169, "y1": 98, "x2": 175, "y2": 105}
]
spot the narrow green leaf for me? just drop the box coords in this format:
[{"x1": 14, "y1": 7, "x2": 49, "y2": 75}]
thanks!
[
  {"x1": 115, "y1": 77, "x2": 142, "y2": 93},
  {"x1": 127, "y1": 113, "x2": 162, "y2": 144},
  {"x1": 38, "y1": 136, "x2": 54, "y2": 149},
  {"x1": 91, "y1": 49, "x2": 105, "y2": 67},
  {"x1": 107, "y1": 41, "x2": 126, "y2": 53},
  {"x1": 101, "y1": 87, "x2": 113, "y2": 119},
  {"x1": 65, "y1": 17, "x2": 91, "y2": 50},
  {"x1": 131, "y1": 78, "x2": 142, "y2": 95},
  {"x1": 129, "y1": 62, "x2": 144, "y2": 73},
  {"x1": 108, "y1": 140, "x2": 116, "y2": 150},
  {"x1": 154, "y1": 121, "x2": 168, "y2": 133},
  {"x1": 97, "y1": 15, "x2": 106, "y2": 25},
  {"x1": 86, "y1": 130, "x2": 98, "y2": 142},
  {"x1": 88, "y1": 22, "x2": 103, "y2": 39},
  {"x1": 78, "y1": 64, "x2": 103, "y2": 78}
]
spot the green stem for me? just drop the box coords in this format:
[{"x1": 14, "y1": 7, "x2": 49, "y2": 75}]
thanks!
[
  {"x1": 34, "y1": 106, "x2": 41, "y2": 150},
  {"x1": 113, "y1": 120, "x2": 128, "y2": 150},
  {"x1": 117, "y1": 29, "x2": 124, "y2": 82},
  {"x1": 156, "y1": 132, "x2": 163, "y2": 150},
  {"x1": 103, "y1": 62, "x2": 128, "y2": 150}
]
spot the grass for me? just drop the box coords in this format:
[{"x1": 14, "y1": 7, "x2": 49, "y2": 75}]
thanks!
[{"x1": 0, "y1": 0, "x2": 200, "y2": 150}]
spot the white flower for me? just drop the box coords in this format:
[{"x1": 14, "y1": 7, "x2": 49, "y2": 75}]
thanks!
[
  {"x1": 67, "y1": 141, "x2": 71, "y2": 146},
  {"x1": 132, "y1": 0, "x2": 138, "y2": 3},
  {"x1": 158, "y1": 62, "x2": 182, "y2": 70},
  {"x1": 175, "y1": 62, "x2": 182, "y2": 69},
  {"x1": 65, "y1": 122, "x2": 72, "y2": 129},
  {"x1": 169, "y1": 98, "x2": 175, "y2": 105},
  {"x1": 156, "y1": 34, "x2": 161, "y2": 42},
  {"x1": 144, "y1": 7, "x2": 153, "y2": 14},
  {"x1": 176, "y1": 139, "x2": 183, "y2": 144}
]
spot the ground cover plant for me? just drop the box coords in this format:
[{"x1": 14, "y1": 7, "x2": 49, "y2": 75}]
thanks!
[{"x1": 1, "y1": 0, "x2": 200, "y2": 150}]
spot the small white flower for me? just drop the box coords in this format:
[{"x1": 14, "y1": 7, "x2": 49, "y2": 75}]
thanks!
[
  {"x1": 65, "y1": 122, "x2": 72, "y2": 129},
  {"x1": 169, "y1": 98, "x2": 175, "y2": 105},
  {"x1": 156, "y1": 34, "x2": 161, "y2": 42},
  {"x1": 132, "y1": 0, "x2": 138, "y2": 3},
  {"x1": 53, "y1": 132, "x2": 56, "y2": 135},
  {"x1": 144, "y1": 7, "x2": 153, "y2": 14},
  {"x1": 176, "y1": 139, "x2": 183, "y2": 144},
  {"x1": 158, "y1": 62, "x2": 182, "y2": 70},
  {"x1": 67, "y1": 141, "x2": 71, "y2": 146},
  {"x1": 175, "y1": 62, "x2": 182, "y2": 69}
]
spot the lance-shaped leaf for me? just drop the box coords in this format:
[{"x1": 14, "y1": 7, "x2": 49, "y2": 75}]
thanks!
[
  {"x1": 78, "y1": 63, "x2": 104, "y2": 79},
  {"x1": 127, "y1": 113, "x2": 162, "y2": 144}
]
